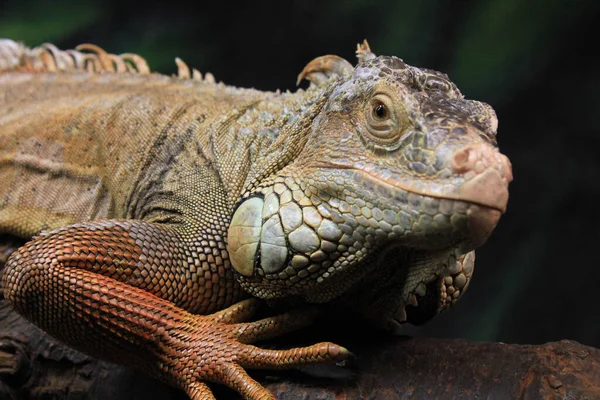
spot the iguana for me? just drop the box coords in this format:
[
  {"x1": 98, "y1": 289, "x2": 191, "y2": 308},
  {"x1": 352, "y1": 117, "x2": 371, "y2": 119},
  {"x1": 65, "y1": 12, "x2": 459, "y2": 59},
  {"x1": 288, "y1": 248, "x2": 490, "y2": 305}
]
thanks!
[{"x1": 0, "y1": 39, "x2": 512, "y2": 399}]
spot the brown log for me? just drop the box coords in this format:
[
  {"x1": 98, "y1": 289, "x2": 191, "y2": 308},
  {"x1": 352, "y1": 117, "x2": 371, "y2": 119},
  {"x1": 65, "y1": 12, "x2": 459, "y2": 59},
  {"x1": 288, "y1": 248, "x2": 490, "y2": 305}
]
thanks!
[
  {"x1": 265, "y1": 338, "x2": 600, "y2": 399},
  {"x1": 1, "y1": 286, "x2": 598, "y2": 400}
]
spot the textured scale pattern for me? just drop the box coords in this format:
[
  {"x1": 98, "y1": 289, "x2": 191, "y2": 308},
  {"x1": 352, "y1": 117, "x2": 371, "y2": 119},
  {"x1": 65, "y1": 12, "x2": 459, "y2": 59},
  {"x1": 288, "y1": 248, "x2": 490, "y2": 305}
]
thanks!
[
  {"x1": 1, "y1": 39, "x2": 511, "y2": 399},
  {"x1": 4, "y1": 244, "x2": 347, "y2": 399}
]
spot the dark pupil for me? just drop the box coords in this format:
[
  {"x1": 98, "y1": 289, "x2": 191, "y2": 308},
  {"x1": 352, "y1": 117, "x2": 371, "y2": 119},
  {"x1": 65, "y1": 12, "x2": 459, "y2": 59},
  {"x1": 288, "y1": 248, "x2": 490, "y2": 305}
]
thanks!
[{"x1": 374, "y1": 103, "x2": 387, "y2": 118}]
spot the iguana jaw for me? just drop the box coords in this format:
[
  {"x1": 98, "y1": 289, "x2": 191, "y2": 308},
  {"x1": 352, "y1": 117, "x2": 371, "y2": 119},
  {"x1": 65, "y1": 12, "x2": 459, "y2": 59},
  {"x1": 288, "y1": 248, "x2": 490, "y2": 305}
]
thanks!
[
  {"x1": 354, "y1": 167, "x2": 509, "y2": 213},
  {"x1": 348, "y1": 167, "x2": 506, "y2": 251}
]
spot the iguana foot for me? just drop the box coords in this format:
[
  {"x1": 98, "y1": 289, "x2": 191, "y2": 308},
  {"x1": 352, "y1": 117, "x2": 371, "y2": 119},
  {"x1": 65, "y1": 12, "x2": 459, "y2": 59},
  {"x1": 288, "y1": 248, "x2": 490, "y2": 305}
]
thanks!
[
  {"x1": 165, "y1": 298, "x2": 351, "y2": 400},
  {"x1": 2, "y1": 223, "x2": 350, "y2": 400},
  {"x1": 3, "y1": 249, "x2": 350, "y2": 400}
]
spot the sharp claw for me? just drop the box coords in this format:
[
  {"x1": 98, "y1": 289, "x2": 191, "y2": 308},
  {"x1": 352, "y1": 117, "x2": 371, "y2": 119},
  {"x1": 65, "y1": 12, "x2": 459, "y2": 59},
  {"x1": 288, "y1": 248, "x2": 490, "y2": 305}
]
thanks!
[
  {"x1": 408, "y1": 294, "x2": 418, "y2": 307},
  {"x1": 336, "y1": 346, "x2": 356, "y2": 364},
  {"x1": 394, "y1": 306, "x2": 407, "y2": 323},
  {"x1": 328, "y1": 343, "x2": 351, "y2": 361}
]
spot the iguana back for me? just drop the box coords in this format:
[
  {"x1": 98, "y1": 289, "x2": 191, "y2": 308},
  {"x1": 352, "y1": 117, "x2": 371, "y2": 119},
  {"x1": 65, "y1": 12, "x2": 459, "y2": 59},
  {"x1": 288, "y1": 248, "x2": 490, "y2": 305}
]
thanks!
[{"x1": 0, "y1": 43, "x2": 303, "y2": 238}]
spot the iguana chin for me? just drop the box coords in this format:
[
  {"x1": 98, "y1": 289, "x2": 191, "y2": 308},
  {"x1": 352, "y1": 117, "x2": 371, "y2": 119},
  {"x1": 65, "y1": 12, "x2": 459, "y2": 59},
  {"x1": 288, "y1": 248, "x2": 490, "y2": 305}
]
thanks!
[{"x1": 0, "y1": 39, "x2": 512, "y2": 399}]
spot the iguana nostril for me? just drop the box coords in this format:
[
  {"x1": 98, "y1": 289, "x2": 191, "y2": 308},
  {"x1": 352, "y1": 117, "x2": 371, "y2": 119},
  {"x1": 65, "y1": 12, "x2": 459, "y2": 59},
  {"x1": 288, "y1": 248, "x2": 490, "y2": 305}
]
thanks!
[
  {"x1": 451, "y1": 147, "x2": 473, "y2": 173},
  {"x1": 447, "y1": 143, "x2": 511, "y2": 213},
  {"x1": 451, "y1": 144, "x2": 513, "y2": 185}
]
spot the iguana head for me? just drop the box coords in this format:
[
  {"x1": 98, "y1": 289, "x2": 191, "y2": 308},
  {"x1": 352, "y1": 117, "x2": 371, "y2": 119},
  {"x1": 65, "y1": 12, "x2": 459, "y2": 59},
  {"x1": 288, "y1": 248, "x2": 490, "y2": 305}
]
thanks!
[{"x1": 227, "y1": 42, "x2": 512, "y2": 330}]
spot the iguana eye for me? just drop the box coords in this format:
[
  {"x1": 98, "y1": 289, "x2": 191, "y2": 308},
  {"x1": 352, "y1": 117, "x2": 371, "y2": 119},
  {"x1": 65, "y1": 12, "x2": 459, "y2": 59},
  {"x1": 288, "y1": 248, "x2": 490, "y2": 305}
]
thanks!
[
  {"x1": 365, "y1": 93, "x2": 404, "y2": 147},
  {"x1": 372, "y1": 102, "x2": 389, "y2": 120}
]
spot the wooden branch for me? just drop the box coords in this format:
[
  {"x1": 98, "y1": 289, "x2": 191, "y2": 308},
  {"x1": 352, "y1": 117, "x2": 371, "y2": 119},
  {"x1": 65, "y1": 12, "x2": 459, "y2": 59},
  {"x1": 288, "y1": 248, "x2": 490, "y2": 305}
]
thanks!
[
  {"x1": 265, "y1": 337, "x2": 600, "y2": 399},
  {"x1": 1, "y1": 288, "x2": 598, "y2": 399}
]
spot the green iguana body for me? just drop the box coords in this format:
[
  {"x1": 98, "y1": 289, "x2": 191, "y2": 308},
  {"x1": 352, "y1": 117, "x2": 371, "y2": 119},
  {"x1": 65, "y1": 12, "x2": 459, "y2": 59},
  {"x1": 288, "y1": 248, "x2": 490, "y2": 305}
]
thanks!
[{"x1": 0, "y1": 40, "x2": 512, "y2": 399}]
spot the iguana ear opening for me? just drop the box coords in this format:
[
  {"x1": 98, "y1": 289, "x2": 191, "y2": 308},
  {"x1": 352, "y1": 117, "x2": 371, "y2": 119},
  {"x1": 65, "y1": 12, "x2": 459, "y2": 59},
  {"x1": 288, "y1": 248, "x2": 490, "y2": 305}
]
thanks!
[{"x1": 296, "y1": 54, "x2": 353, "y2": 86}]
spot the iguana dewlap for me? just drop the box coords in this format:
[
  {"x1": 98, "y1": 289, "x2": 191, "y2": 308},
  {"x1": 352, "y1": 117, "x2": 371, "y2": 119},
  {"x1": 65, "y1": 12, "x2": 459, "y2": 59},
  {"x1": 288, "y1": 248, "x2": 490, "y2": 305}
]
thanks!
[{"x1": 0, "y1": 40, "x2": 512, "y2": 399}]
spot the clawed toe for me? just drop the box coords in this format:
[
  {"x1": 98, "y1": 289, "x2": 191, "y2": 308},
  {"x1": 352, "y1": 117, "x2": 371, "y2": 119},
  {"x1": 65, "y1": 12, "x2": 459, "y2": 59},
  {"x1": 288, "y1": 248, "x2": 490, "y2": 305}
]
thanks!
[
  {"x1": 234, "y1": 307, "x2": 321, "y2": 343},
  {"x1": 216, "y1": 363, "x2": 275, "y2": 400},
  {"x1": 239, "y1": 342, "x2": 351, "y2": 369},
  {"x1": 173, "y1": 302, "x2": 351, "y2": 400},
  {"x1": 210, "y1": 298, "x2": 263, "y2": 324},
  {"x1": 187, "y1": 382, "x2": 217, "y2": 400}
]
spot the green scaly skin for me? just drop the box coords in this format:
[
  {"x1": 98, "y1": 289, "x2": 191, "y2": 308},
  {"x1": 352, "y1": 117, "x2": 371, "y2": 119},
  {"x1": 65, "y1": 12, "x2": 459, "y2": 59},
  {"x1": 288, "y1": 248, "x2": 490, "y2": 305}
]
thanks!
[{"x1": 0, "y1": 40, "x2": 511, "y2": 399}]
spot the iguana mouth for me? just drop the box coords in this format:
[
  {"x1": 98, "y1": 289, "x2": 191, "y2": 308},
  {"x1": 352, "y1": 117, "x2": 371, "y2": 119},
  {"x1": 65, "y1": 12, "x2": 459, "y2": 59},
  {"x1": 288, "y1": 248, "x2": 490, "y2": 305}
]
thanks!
[
  {"x1": 314, "y1": 161, "x2": 510, "y2": 214},
  {"x1": 353, "y1": 168, "x2": 506, "y2": 249},
  {"x1": 359, "y1": 168, "x2": 509, "y2": 213}
]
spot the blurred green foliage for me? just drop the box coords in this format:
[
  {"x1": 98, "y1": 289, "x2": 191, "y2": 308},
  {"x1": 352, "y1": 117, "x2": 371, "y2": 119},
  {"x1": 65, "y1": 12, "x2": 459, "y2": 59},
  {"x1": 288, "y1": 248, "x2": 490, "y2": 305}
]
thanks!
[{"x1": 0, "y1": 0, "x2": 105, "y2": 44}]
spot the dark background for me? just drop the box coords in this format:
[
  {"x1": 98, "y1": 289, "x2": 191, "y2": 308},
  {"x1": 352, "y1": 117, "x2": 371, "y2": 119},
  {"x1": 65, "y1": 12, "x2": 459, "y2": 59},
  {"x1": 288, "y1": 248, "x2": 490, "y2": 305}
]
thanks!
[{"x1": 2, "y1": 0, "x2": 598, "y2": 348}]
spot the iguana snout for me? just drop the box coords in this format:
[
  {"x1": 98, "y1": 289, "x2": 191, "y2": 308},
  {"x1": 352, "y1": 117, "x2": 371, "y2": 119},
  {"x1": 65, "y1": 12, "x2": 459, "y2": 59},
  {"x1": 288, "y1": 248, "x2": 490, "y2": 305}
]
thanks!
[{"x1": 450, "y1": 142, "x2": 512, "y2": 213}]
